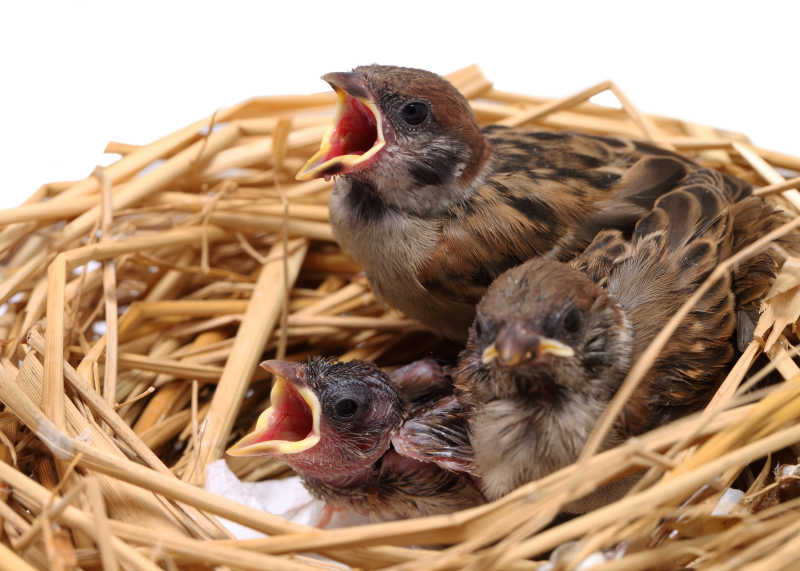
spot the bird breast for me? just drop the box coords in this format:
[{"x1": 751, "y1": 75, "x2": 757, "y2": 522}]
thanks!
[
  {"x1": 329, "y1": 179, "x2": 473, "y2": 335},
  {"x1": 471, "y1": 393, "x2": 609, "y2": 500}
]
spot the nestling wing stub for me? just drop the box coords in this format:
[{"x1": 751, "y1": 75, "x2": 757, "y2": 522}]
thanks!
[
  {"x1": 388, "y1": 359, "x2": 453, "y2": 416},
  {"x1": 391, "y1": 396, "x2": 476, "y2": 475}
]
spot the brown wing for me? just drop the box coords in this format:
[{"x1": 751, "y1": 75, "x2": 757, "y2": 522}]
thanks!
[
  {"x1": 729, "y1": 195, "x2": 800, "y2": 349},
  {"x1": 569, "y1": 229, "x2": 633, "y2": 288},
  {"x1": 418, "y1": 128, "x2": 697, "y2": 308},
  {"x1": 388, "y1": 360, "x2": 475, "y2": 473},
  {"x1": 607, "y1": 169, "x2": 736, "y2": 430}
]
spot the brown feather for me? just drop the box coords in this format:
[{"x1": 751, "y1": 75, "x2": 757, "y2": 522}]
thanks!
[
  {"x1": 414, "y1": 128, "x2": 701, "y2": 338},
  {"x1": 457, "y1": 169, "x2": 741, "y2": 504},
  {"x1": 729, "y1": 195, "x2": 800, "y2": 348},
  {"x1": 321, "y1": 65, "x2": 718, "y2": 340}
]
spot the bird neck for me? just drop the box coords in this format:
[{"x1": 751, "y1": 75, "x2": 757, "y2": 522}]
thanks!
[
  {"x1": 460, "y1": 133, "x2": 491, "y2": 188},
  {"x1": 281, "y1": 432, "x2": 391, "y2": 488},
  {"x1": 338, "y1": 134, "x2": 491, "y2": 219},
  {"x1": 299, "y1": 460, "x2": 376, "y2": 488}
]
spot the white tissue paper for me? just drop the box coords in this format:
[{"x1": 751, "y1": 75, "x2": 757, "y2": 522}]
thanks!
[
  {"x1": 539, "y1": 540, "x2": 626, "y2": 571},
  {"x1": 204, "y1": 459, "x2": 371, "y2": 539},
  {"x1": 711, "y1": 487, "x2": 745, "y2": 517}
]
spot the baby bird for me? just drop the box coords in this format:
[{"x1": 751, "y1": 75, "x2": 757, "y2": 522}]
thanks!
[
  {"x1": 296, "y1": 64, "x2": 713, "y2": 340},
  {"x1": 227, "y1": 358, "x2": 481, "y2": 520},
  {"x1": 456, "y1": 170, "x2": 750, "y2": 505}
]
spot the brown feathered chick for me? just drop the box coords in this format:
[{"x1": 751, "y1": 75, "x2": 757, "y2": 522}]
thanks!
[
  {"x1": 296, "y1": 64, "x2": 707, "y2": 340},
  {"x1": 228, "y1": 358, "x2": 482, "y2": 520},
  {"x1": 456, "y1": 170, "x2": 741, "y2": 506}
]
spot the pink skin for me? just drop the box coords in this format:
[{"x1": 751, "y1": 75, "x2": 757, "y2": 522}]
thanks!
[
  {"x1": 229, "y1": 357, "x2": 482, "y2": 519},
  {"x1": 277, "y1": 415, "x2": 393, "y2": 487},
  {"x1": 322, "y1": 97, "x2": 377, "y2": 162},
  {"x1": 318, "y1": 90, "x2": 396, "y2": 180},
  {"x1": 248, "y1": 382, "x2": 314, "y2": 443},
  {"x1": 237, "y1": 360, "x2": 400, "y2": 487}
]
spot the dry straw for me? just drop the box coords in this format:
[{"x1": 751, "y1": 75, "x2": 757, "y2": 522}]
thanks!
[{"x1": 1, "y1": 64, "x2": 800, "y2": 570}]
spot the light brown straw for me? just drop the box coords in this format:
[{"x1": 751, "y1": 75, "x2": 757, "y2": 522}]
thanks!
[{"x1": 2, "y1": 64, "x2": 799, "y2": 570}]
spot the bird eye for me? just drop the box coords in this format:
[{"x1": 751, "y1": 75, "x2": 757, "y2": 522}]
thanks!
[
  {"x1": 323, "y1": 380, "x2": 371, "y2": 424},
  {"x1": 334, "y1": 397, "x2": 359, "y2": 419},
  {"x1": 562, "y1": 307, "x2": 582, "y2": 333},
  {"x1": 400, "y1": 101, "x2": 428, "y2": 125}
]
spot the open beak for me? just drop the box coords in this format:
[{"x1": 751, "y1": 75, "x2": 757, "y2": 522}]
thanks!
[
  {"x1": 226, "y1": 360, "x2": 321, "y2": 457},
  {"x1": 295, "y1": 72, "x2": 386, "y2": 181},
  {"x1": 481, "y1": 322, "x2": 574, "y2": 366}
]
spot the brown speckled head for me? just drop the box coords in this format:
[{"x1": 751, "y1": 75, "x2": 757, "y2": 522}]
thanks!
[
  {"x1": 297, "y1": 64, "x2": 489, "y2": 207},
  {"x1": 353, "y1": 64, "x2": 488, "y2": 179},
  {"x1": 478, "y1": 260, "x2": 607, "y2": 328},
  {"x1": 463, "y1": 258, "x2": 631, "y2": 402}
]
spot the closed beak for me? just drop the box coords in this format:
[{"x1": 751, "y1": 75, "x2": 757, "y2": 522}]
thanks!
[{"x1": 481, "y1": 322, "x2": 573, "y2": 365}]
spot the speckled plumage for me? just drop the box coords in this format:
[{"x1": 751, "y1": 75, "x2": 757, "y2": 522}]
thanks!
[
  {"x1": 456, "y1": 170, "x2": 750, "y2": 505},
  {"x1": 316, "y1": 65, "x2": 714, "y2": 340}
]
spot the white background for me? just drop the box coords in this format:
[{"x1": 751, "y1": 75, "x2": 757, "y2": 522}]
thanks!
[{"x1": 2, "y1": 1, "x2": 797, "y2": 210}]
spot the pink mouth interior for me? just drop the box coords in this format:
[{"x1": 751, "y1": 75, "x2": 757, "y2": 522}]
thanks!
[
  {"x1": 322, "y1": 96, "x2": 378, "y2": 162},
  {"x1": 255, "y1": 383, "x2": 314, "y2": 444}
]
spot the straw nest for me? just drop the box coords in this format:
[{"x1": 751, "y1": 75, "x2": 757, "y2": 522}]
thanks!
[{"x1": 2, "y1": 65, "x2": 800, "y2": 571}]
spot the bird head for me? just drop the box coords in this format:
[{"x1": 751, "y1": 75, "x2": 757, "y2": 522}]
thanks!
[
  {"x1": 296, "y1": 65, "x2": 488, "y2": 213},
  {"x1": 466, "y1": 259, "x2": 632, "y2": 397},
  {"x1": 227, "y1": 358, "x2": 403, "y2": 481}
]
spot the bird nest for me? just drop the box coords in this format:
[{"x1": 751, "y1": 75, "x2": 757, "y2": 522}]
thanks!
[{"x1": 2, "y1": 65, "x2": 800, "y2": 570}]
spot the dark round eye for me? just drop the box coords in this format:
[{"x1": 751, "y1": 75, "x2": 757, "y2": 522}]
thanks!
[
  {"x1": 562, "y1": 307, "x2": 582, "y2": 333},
  {"x1": 323, "y1": 380, "x2": 371, "y2": 424},
  {"x1": 334, "y1": 397, "x2": 359, "y2": 419},
  {"x1": 400, "y1": 101, "x2": 428, "y2": 125}
]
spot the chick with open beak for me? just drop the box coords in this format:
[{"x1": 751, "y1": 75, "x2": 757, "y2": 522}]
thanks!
[
  {"x1": 456, "y1": 170, "x2": 753, "y2": 508},
  {"x1": 228, "y1": 358, "x2": 482, "y2": 520},
  {"x1": 297, "y1": 72, "x2": 386, "y2": 180},
  {"x1": 294, "y1": 64, "x2": 736, "y2": 341}
]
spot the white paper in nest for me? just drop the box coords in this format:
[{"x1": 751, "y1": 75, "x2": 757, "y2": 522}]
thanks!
[
  {"x1": 204, "y1": 459, "x2": 372, "y2": 540},
  {"x1": 711, "y1": 487, "x2": 745, "y2": 516},
  {"x1": 538, "y1": 540, "x2": 627, "y2": 571}
]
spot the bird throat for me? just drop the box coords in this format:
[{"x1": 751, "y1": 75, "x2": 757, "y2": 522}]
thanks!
[
  {"x1": 513, "y1": 372, "x2": 565, "y2": 406},
  {"x1": 342, "y1": 178, "x2": 391, "y2": 223}
]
